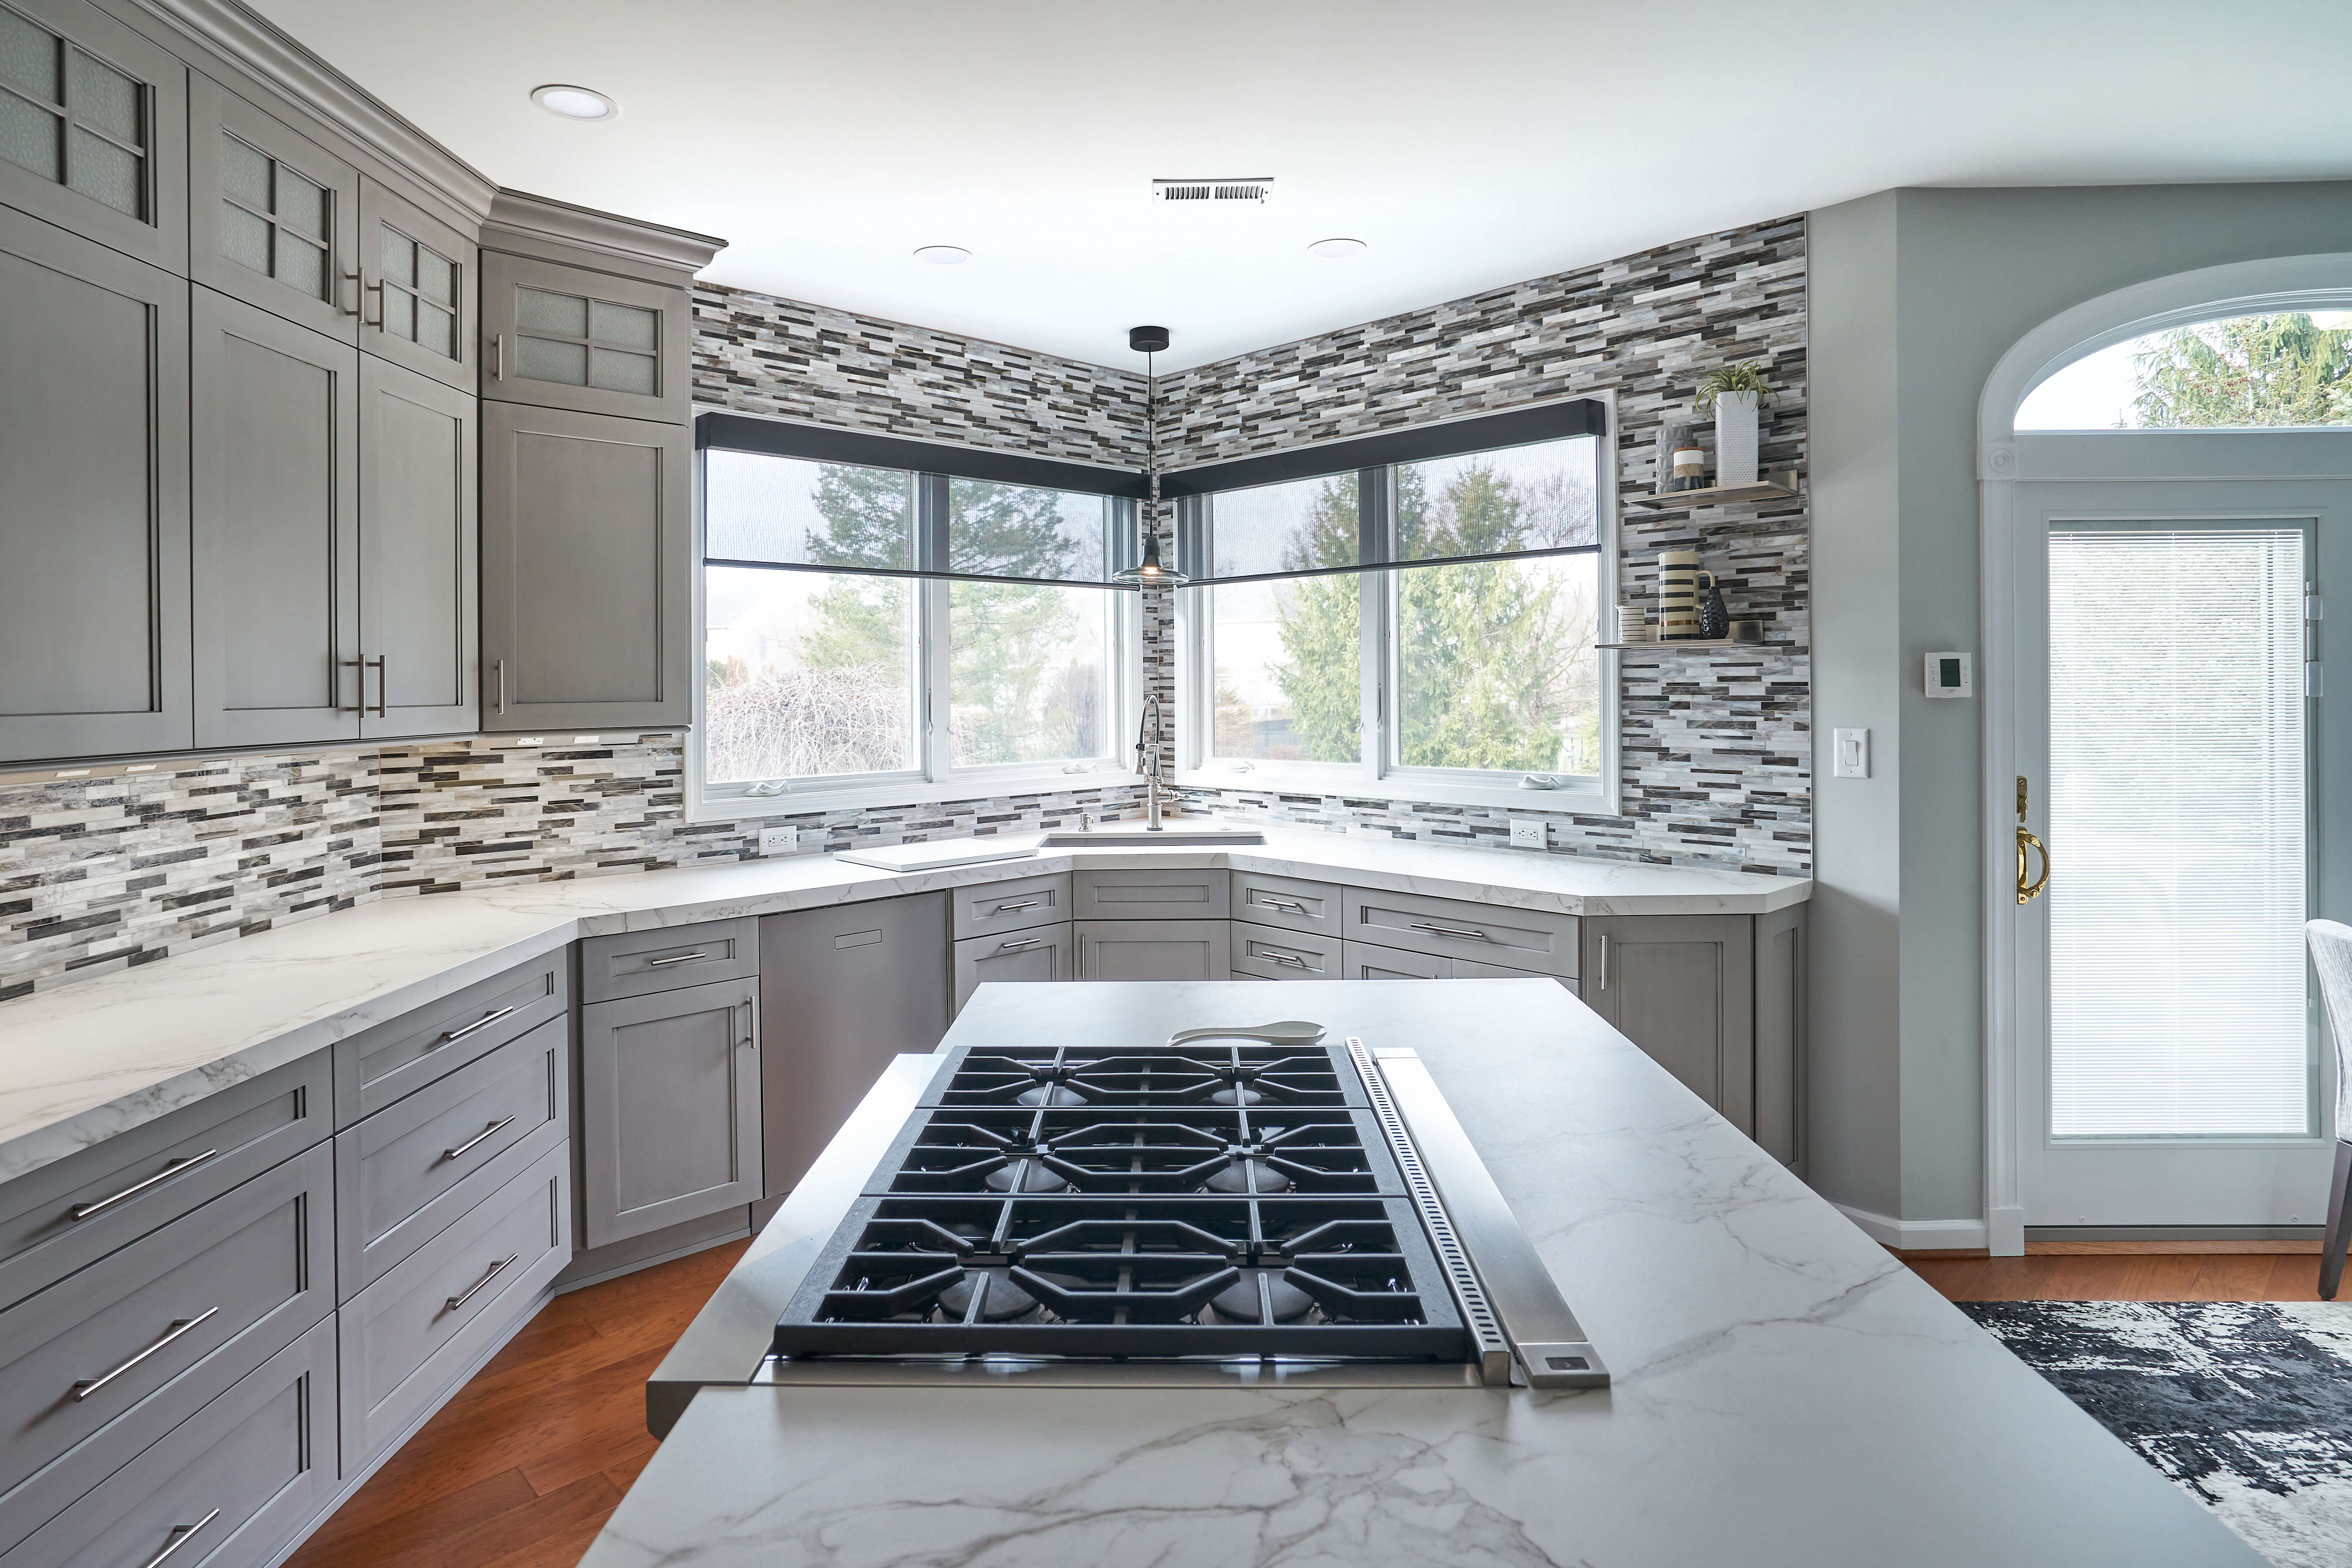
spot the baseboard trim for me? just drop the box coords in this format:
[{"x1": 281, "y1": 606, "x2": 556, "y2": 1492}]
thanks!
[
  {"x1": 1835, "y1": 1203, "x2": 1989, "y2": 1252},
  {"x1": 555, "y1": 1225, "x2": 750, "y2": 1294}
]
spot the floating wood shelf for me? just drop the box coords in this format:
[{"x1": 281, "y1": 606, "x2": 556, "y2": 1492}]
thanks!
[
  {"x1": 1598, "y1": 639, "x2": 1775, "y2": 651},
  {"x1": 1624, "y1": 473, "x2": 1802, "y2": 510}
]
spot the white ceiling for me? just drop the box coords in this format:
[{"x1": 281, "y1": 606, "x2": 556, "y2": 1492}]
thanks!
[{"x1": 251, "y1": 0, "x2": 2352, "y2": 373}]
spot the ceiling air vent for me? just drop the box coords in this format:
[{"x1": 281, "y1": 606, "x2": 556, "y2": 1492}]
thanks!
[{"x1": 1153, "y1": 177, "x2": 1274, "y2": 204}]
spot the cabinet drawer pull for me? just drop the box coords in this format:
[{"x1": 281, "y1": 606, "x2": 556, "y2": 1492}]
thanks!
[
  {"x1": 990, "y1": 899, "x2": 1039, "y2": 913},
  {"x1": 139, "y1": 1508, "x2": 222, "y2": 1568},
  {"x1": 70, "y1": 1149, "x2": 219, "y2": 1220},
  {"x1": 362, "y1": 273, "x2": 383, "y2": 327},
  {"x1": 436, "y1": 1005, "x2": 517, "y2": 1048},
  {"x1": 443, "y1": 1116, "x2": 517, "y2": 1162},
  {"x1": 994, "y1": 938, "x2": 1040, "y2": 953},
  {"x1": 366, "y1": 654, "x2": 388, "y2": 717},
  {"x1": 495, "y1": 658, "x2": 507, "y2": 715},
  {"x1": 644, "y1": 951, "x2": 709, "y2": 967},
  {"x1": 1256, "y1": 896, "x2": 1308, "y2": 913},
  {"x1": 1597, "y1": 933, "x2": 1608, "y2": 991},
  {"x1": 446, "y1": 1254, "x2": 519, "y2": 1313},
  {"x1": 71, "y1": 1307, "x2": 220, "y2": 1401},
  {"x1": 1266, "y1": 951, "x2": 1309, "y2": 968},
  {"x1": 1409, "y1": 921, "x2": 1490, "y2": 942}
]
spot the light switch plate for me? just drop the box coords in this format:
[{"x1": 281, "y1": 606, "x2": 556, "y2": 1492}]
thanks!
[
  {"x1": 1508, "y1": 818, "x2": 1546, "y2": 849},
  {"x1": 1833, "y1": 728, "x2": 1871, "y2": 779},
  {"x1": 757, "y1": 827, "x2": 798, "y2": 856}
]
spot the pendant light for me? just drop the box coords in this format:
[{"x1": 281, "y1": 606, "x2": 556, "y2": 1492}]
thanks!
[{"x1": 1112, "y1": 324, "x2": 1190, "y2": 587}]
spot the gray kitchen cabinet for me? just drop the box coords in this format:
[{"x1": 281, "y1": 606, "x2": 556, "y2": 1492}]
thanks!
[
  {"x1": 358, "y1": 354, "x2": 476, "y2": 737},
  {"x1": 331, "y1": 950, "x2": 565, "y2": 1126},
  {"x1": 579, "y1": 977, "x2": 761, "y2": 1248},
  {"x1": 1074, "y1": 918, "x2": 1231, "y2": 981},
  {"x1": 953, "y1": 923, "x2": 1073, "y2": 1012},
  {"x1": 1231, "y1": 921, "x2": 1338, "y2": 980},
  {"x1": 480, "y1": 249, "x2": 689, "y2": 423},
  {"x1": 581, "y1": 919, "x2": 758, "y2": 1004},
  {"x1": 0, "y1": 0, "x2": 186, "y2": 274},
  {"x1": 950, "y1": 872, "x2": 1073, "y2": 940},
  {"x1": 1339, "y1": 938, "x2": 1568, "y2": 986},
  {"x1": 190, "y1": 284, "x2": 361, "y2": 747},
  {"x1": 188, "y1": 73, "x2": 357, "y2": 343},
  {"x1": 479, "y1": 401, "x2": 692, "y2": 731},
  {"x1": 760, "y1": 897, "x2": 950, "y2": 1196},
  {"x1": 1342, "y1": 887, "x2": 1578, "y2": 980},
  {"x1": 1231, "y1": 871, "x2": 1343, "y2": 939},
  {"x1": 361, "y1": 175, "x2": 475, "y2": 390},
  {"x1": 1753, "y1": 905, "x2": 1808, "y2": 1169},
  {"x1": 1072, "y1": 868, "x2": 1230, "y2": 923},
  {"x1": 0, "y1": 206, "x2": 191, "y2": 763},
  {"x1": 1582, "y1": 914, "x2": 1757, "y2": 1135}
]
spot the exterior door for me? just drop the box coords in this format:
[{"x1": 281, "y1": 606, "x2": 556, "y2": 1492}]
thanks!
[
  {"x1": 358, "y1": 355, "x2": 476, "y2": 737},
  {"x1": 2014, "y1": 476, "x2": 2349, "y2": 1226},
  {"x1": 190, "y1": 286, "x2": 360, "y2": 747}
]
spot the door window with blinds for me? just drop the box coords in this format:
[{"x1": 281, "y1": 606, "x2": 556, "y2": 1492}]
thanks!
[{"x1": 2047, "y1": 524, "x2": 2315, "y2": 1139}]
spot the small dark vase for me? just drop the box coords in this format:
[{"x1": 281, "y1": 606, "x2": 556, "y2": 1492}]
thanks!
[{"x1": 1698, "y1": 577, "x2": 1731, "y2": 640}]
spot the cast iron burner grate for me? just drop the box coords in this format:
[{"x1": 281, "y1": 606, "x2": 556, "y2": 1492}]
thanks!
[{"x1": 772, "y1": 1036, "x2": 1470, "y2": 1362}]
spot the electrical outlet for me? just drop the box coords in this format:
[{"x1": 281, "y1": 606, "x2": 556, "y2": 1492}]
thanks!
[
  {"x1": 1507, "y1": 818, "x2": 1546, "y2": 849},
  {"x1": 757, "y1": 826, "x2": 798, "y2": 856}
]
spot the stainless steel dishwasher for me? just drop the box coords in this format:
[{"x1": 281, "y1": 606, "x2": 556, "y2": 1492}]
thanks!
[{"x1": 757, "y1": 894, "x2": 951, "y2": 1199}]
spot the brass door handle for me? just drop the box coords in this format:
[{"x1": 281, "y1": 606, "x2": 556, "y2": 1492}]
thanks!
[{"x1": 2016, "y1": 827, "x2": 2050, "y2": 904}]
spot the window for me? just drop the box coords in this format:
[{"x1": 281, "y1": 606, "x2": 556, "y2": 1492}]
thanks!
[
  {"x1": 2017, "y1": 311, "x2": 2352, "y2": 430},
  {"x1": 698, "y1": 439, "x2": 1132, "y2": 807},
  {"x1": 1179, "y1": 416, "x2": 1612, "y2": 802}
]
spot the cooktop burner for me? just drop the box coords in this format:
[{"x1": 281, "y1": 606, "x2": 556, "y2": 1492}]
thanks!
[{"x1": 770, "y1": 1032, "x2": 1470, "y2": 1362}]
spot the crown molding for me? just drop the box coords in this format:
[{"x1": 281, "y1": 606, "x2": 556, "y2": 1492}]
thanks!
[
  {"x1": 485, "y1": 189, "x2": 727, "y2": 279},
  {"x1": 134, "y1": 0, "x2": 497, "y2": 221}
]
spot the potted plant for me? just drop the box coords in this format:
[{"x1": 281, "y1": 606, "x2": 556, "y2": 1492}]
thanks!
[{"x1": 1695, "y1": 362, "x2": 1772, "y2": 487}]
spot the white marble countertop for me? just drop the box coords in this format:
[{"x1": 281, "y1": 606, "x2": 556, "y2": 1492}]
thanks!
[
  {"x1": 0, "y1": 829, "x2": 1805, "y2": 1183},
  {"x1": 585, "y1": 982, "x2": 2261, "y2": 1568}
]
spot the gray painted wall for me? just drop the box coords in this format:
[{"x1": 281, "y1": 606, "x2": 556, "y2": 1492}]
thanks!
[{"x1": 1806, "y1": 180, "x2": 2352, "y2": 1228}]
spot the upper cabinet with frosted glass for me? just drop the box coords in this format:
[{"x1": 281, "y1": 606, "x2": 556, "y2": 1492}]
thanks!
[
  {"x1": 0, "y1": 0, "x2": 185, "y2": 272},
  {"x1": 189, "y1": 73, "x2": 357, "y2": 341},
  {"x1": 480, "y1": 249, "x2": 689, "y2": 423},
  {"x1": 361, "y1": 174, "x2": 475, "y2": 390}
]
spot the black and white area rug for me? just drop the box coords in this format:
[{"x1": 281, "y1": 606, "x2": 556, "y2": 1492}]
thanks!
[{"x1": 1960, "y1": 1301, "x2": 2352, "y2": 1568}]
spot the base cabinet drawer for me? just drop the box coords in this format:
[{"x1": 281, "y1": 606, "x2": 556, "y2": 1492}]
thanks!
[
  {"x1": 1231, "y1": 923, "x2": 1338, "y2": 980},
  {"x1": 338, "y1": 1142, "x2": 569, "y2": 1471},
  {"x1": 0, "y1": 1142, "x2": 333, "y2": 1555},
  {"x1": 1071, "y1": 869, "x2": 1230, "y2": 923},
  {"x1": 335, "y1": 1017, "x2": 568, "y2": 1298},
  {"x1": 1074, "y1": 920, "x2": 1230, "y2": 981},
  {"x1": 1340, "y1": 939, "x2": 1570, "y2": 988},
  {"x1": 2, "y1": 1315, "x2": 337, "y2": 1568},
  {"x1": 1231, "y1": 872, "x2": 1342, "y2": 939},
  {"x1": 580, "y1": 919, "x2": 757, "y2": 1004},
  {"x1": 953, "y1": 924, "x2": 1073, "y2": 1012},
  {"x1": 334, "y1": 952, "x2": 567, "y2": 1126},
  {"x1": 1342, "y1": 889, "x2": 1578, "y2": 978},
  {"x1": 0, "y1": 1050, "x2": 330, "y2": 1314},
  {"x1": 951, "y1": 873, "x2": 1072, "y2": 940}
]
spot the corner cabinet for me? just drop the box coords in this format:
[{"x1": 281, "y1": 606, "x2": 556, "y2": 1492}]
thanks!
[
  {"x1": 0, "y1": 207, "x2": 191, "y2": 763},
  {"x1": 478, "y1": 401, "x2": 691, "y2": 730},
  {"x1": 480, "y1": 250, "x2": 689, "y2": 425}
]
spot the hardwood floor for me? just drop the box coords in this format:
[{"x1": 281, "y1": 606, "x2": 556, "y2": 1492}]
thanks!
[
  {"x1": 1908, "y1": 1246, "x2": 2328, "y2": 1304},
  {"x1": 285, "y1": 1239, "x2": 750, "y2": 1568}
]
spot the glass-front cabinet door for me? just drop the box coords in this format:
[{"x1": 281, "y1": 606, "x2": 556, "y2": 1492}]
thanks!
[
  {"x1": 0, "y1": 0, "x2": 186, "y2": 271},
  {"x1": 480, "y1": 249, "x2": 689, "y2": 424},
  {"x1": 360, "y1": 174, "x2": 474, "y2": 391},
  {"x1": 188, "y1": 72, "x2": 357, "y2": 342}
]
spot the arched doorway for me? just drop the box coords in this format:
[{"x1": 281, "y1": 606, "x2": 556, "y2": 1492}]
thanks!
[{"x1": 1980, "y1": 255, "x2": 2352, "y2": 1254}]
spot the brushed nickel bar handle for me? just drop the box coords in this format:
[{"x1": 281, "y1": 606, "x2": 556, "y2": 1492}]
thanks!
[
  {"x1": 1266, "y1": 951, "x2": 1309, "y2": 968},
  {"x1": 435, "y1": 1005, "x2": 517, "y2": 1048},
  {"x1": 362, "y1": 273, "x2": 383, "y2": 327},
  {"x1": 994, "y1": 938, "x2": 1040, "y2": 953},
  {"x1": 495, "y1": 658, "x2": 507, "y2": 715},
  {"x1": 1597, "y1": 933, "x2": 1608, "y2": 991},
  {"x1": 340, "y1": 268, "x2": 362, "y2": 316},
  {"x1": 139, "y1": 1508, "x2": 223, "y2": 1568},
  {"x1": 490, "y1": 332, "x2": 504, "y2": 380},
  {"x1": 1409, "y1": 921, "x2": 1489, "y2": 942},
  {"x1": 446, "y1": 1254, "x2": 518, "y2": 1313},
  {"x1": 443, "y1": 1116, "x2": 515, "y2": 1162},
  {"x1": 71, "y1": 1307, "x2": 220, "y2": 1401},
  {"x1": 645, "y1": 951, "x2": 708, "y2": 967},
  {"x1": 70, "y1": 1150, "x2": 218, "y2": 1220},
  {"x1": 1256, "y1": 896, "x2": 1308, "y2": 913},
  {"x1": 367, "y1": 654, "x2": 387, "y2": 717},
  {"x1": 990, "y1": 899, "x2": 1039, "y2": 913},
  {"x1": 338, "y1": 656, "x2": 365, "y2": 713}
]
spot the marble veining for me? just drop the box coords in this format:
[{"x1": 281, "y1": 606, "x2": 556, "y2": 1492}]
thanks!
[
  {"x1": 0, "y1": 832, "x2": 1803, "y2": 1184},
  {"x1": 583, "y1": 983, "x2": 2261, "y2": 1568}
]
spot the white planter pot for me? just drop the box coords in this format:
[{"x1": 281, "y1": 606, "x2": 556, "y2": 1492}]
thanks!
[{"x1": 1713, "y1": 390, "x2": 1759, "y2": 486}]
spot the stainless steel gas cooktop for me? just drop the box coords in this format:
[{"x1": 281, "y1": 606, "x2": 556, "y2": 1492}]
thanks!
[{"x1": 768, "y1": 1023, "x2": 1609, "y2": 1389}]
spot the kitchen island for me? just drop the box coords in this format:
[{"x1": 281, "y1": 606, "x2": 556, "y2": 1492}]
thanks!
[{"x1": 584, "y1": 981, "x2": 2261, "y2": 1568}]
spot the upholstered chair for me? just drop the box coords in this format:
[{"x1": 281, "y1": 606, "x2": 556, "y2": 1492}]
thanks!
[{"x1": 2305, "y1": 919, "x2": 2352, "y2": 1299}]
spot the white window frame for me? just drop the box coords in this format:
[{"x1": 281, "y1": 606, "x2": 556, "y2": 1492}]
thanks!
[
  {"x1": 687, "y1": 422, "x2": 1142, "y2": 822},
  {"x1": 1174, "y1": 392, "x2": 1621, "y2": 814}
]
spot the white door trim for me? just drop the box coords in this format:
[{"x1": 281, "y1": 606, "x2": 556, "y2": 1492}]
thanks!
[{"x1": 1978, "y1": 253, "x2": 2352, "y2": 1256}]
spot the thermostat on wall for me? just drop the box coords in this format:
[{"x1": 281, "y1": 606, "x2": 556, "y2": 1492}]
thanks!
[{"x1": 1925, "y1": 652, "x2": 1973, "y2": 698}]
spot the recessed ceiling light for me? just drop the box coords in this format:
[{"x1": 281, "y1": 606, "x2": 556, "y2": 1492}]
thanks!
[
  {"x1": 913, "y1": 245, "x2": 971, "y2": 265},
  {"x1": 1308, "y1": 237, "x2": 1368, "y2": 259},
  {"x1": 531, "y1": 84, "x2": 616, "y2": 121}
]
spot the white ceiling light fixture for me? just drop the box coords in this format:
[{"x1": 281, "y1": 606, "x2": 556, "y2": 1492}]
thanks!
[
  {"x1": 1308, "y1": 237, "x2": 1367, "y2": 259},
  {"x1": 530, "y1": 84, "x2": 616, "y2": 121},
  {"x1": 913, "y1": 245, "x2": 972, "y2": 265}
]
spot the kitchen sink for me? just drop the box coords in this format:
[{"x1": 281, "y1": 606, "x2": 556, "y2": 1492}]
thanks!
[{"x1": 1035, "y1": 825, "x2": 1264, "y2": 847}]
